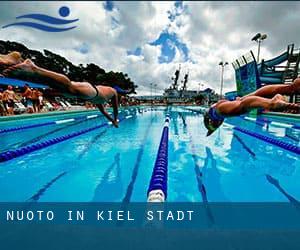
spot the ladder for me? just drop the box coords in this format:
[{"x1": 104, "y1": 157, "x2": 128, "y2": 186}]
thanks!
[{"x1": 282, "y1": 45, "x2": 300, "y2": 103}]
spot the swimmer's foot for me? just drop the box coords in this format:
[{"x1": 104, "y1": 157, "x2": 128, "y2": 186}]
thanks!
[
  {"x1": 270, "y1": 95, "x2": 300, "y2": 113},
  {"x1": 0, "y1": 52, "x2": 24, "y2": 72},
  {"x1": 291, "y1": 78, "x2": 300, "y2": 93},
  {"x1": 3, "y1": 59, "x2": 37, "y2": 77}
]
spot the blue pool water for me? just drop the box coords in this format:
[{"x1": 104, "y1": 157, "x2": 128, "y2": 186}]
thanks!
[{"x1": 0, "y1": 106, "x2": 299, "y2": 202}]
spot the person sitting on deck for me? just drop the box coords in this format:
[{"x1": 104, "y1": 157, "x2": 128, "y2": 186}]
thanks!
[
  {"x1": 22, "y1": 84, "x2": 34, "y2": 113},
  {"x1": 204, "y1": 79, "x2": 300, "y2": 136},
  {"x1": 3, "y1": 58, "x2": 133, "y2": 127},
  {"x1": 0, "y1": 89, "x2": 7, "y2": 116}
]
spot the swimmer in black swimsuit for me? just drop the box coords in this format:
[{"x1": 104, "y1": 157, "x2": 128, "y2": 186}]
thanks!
[
  {"x1": 4, "y1": 59, "x2": 133, "y2": 127},
  {"x1": 204, "y1": 78, "x2": 300, "y2": 136}
]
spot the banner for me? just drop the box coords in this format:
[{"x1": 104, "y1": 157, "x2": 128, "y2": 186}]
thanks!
[{"x1": 235, "y1": 61, "x2": 261, "y2": 96}]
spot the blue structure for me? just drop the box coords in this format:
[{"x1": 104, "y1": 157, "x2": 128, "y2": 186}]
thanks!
[
  {"x1": 225, "y1": 91, "x2": 238, "y2": 101},
  {"x1": 232, "y1": 51, "x2": 261, "y2": 96},
  {"x1": 232, "y1": 44, "x2": 300, "y2": 97},
  {"x1": 0, "y1": 77, "x2": 48, "y2": 89}
]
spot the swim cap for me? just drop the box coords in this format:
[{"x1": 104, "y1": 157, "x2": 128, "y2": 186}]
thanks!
[{"x1": 203, "y1": 110, "x2": 224, "y2": 136}]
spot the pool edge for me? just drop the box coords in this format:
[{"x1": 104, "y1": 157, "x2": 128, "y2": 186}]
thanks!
[
  {"x1": 0, "y1": 109, "x2": 98, "y2": 122},
  {"x1": 261, "y1": 112, "x2": 300, "y2": 121}
]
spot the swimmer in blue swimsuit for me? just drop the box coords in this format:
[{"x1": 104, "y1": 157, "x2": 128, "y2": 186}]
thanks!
[
  {"x1": 204, "y1": 78, "x2": 300, "y2": 136},
  {"x1": 4, "y1": 59, "x2": 134, "y2": 127}
]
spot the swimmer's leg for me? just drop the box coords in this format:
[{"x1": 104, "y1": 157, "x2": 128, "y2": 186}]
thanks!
[
  {"x1": 242, "y1": 78, "x2": 300, "y2": 99},
  {"x1": 0, "y1": 51, "x2": 24, "y2": 67},
  {"x1": 4, "y1": 59, "x2": 76, "y2": 93},
  {"x1": 218, "y1": 94, "x2": 300, "y2": 115}
]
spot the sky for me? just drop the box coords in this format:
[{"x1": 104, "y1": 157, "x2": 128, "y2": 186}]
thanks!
[{"x1": 0, "y1": 1, "x2": 300, "y2": 95}]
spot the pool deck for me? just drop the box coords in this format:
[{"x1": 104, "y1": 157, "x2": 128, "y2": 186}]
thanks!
[{"x1": 0, "y1": 108, "x2": 98, "y2": 122}]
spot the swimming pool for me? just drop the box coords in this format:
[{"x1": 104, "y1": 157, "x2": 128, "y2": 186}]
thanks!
[{"x1": 0, "y1": 106, "x2": 299, "y2": 202}]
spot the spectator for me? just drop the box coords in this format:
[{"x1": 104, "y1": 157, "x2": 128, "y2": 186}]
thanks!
[
  {"x1": 3, "y1": 85, "x2": 16, "y2": 115},
  {"x1": 85, "y1": 101, "x2": 93, "y2": 109},
  {"x1": 22, "y1": 84, "x2": 34, "y2": 113},
  {"x1": 37, "y1": 89, "x2": 44, "y2": 112},
  {"x1": 0, "y1": 89, "x2": 7, "y2": 116},
  {"x1": 31, "y1": 88, "x2": 39, "y2": 112}
]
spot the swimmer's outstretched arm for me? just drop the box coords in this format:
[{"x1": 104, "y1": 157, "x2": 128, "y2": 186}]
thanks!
[
  {"x1": 242, "y1": 77, "x2": 300, "y2": 99},
  {"x1": 111, "y1": 92, "x2": 119, "y2": 125},
  {"x1": 96, "y1": 104, "x2": 118, "y2": 128}
]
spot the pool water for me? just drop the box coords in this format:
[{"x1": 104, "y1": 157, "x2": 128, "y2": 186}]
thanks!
[{"x1": 0, "y1": 106, "x2": 299, "y2": 202}]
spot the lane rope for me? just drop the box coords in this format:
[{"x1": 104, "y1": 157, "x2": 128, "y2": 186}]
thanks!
[
  {"x1": 0, "y1": 112, "x2": 136, "y2": 163},
  {"x1": 147, "y1": 116, "x2": 170, "y2": 202},
  {"x1": 234, "y1": 126, "x2": 300, "y2": 155}
]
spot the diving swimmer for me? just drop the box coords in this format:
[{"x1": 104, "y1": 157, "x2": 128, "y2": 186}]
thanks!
[
  {"x1": 3, "y1": 58, "x2": 133, "y2": 127},
  {"x1": 204, "y1": 78, "x2": 300, "y2": 136}
]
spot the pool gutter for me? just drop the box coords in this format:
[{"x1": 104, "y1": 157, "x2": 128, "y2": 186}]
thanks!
[{"x1": 261, "y1": 111, "x2": 300, "y2": 121}]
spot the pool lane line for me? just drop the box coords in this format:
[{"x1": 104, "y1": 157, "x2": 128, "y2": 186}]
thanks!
[
  {"x1": 189, "y1": 136, "x2": 207, "y2": 200},
  {"x1": 27, "y1": 171, "x2": 67, "y2": 202},
  {"x1": 173, "y1": 114, "x2": 179, "y2": 135},
  {"x1": 185, "y1": 123, "x2": 208, "y2": 202},
  {"x1": 30, "y1": 109, "x2": 142, "y2": 202},
  {"x1": 266, "y1": 174, "x2": 300, "y2": 209},
  {"x1": 77, "y1": 129, "x2": 108, "y2": 159},
  {"x1": 78, "y1": 109, "x2": 144, "y2": 159},
  {"x1": 0, "y1": 112, "x2": 137, "y2": 163},
  {"x1": 27, "y1": 152, "x2": 120, "y2": 202},
  {"x1": 91, "y1": 153, "x2": 121, "y2": 202},
  {"x1": 178, "y1": 112, "x2": 187, "y2": 127},
  {"x1": 18, "y1": 110, "x2": 140, "y2": 201},
  {"x1": 147, "y1": 116, "x2": 170, "y2": 202},
  {"x1": 116, "y1": 121, "x2": 154, "y2": 227},
  {"x1": 0, "y1": 113, "x2": 102, "y2": 135},
  {"x1": 184, "y1": 119, "x2": 215, "y2": 224},
  {"x1": 233, "y1": 133, "x2": 256, "y2": 158},
  {"x1": 121, "y1": 117, "x2": 154, "y2": 204}
]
